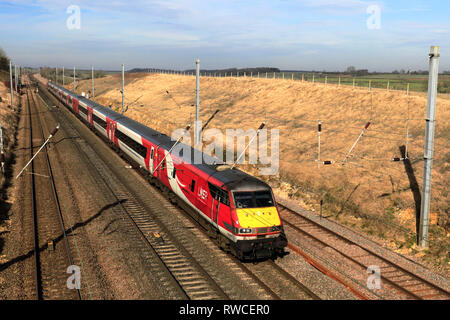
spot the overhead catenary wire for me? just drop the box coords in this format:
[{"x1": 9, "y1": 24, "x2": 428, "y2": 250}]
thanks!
[
  {"x1": 231, "y1": 121, "x2": 266, "y2": 170},
  {"x1": 342, "y1": 122, "x2": 371, "y2": 164},
  {"x1": 165, "y1": 90, "x2": 185, "y2": 109},
  {"x1": 154, "y1": 123, "x2": 191, "y2": 173}
]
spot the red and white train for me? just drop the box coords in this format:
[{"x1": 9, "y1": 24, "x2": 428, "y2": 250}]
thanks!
[{"x1": 46, "y1": 80, "x2": 287, "y2": 259}]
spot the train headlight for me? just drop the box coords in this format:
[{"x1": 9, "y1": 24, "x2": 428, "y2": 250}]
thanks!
[{"x1": 240, "y1": 228, "x2": 252, "y2": 234}]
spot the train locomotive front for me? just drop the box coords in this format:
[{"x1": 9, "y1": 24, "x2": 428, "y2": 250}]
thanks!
[{"x1": 224, "y1": 177, "x2": 287, "y2": 260}]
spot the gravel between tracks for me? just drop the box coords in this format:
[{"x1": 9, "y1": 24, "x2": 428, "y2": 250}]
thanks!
[{"x1": 278, "y1": 197, "x2": 450, "y2": 299}]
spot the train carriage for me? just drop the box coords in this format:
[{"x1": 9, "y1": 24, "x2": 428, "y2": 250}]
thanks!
[{"x1": 46, "y1": 80, "x2": 287, "y2": 260}]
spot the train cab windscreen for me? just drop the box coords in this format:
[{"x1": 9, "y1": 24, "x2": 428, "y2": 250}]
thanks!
[{"x1": 233, "y1": 191, "x2": 274, "y2": 208}]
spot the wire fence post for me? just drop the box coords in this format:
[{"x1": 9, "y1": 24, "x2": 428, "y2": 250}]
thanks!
[
  {"x1": 369, "y1": 80, "x2": 372, "y2": 92},
  {"x1": 121, "y1": 63, "x2": 125, "y2": 114},
  {"x1": 387, "y1": 80, "x2": 389, "y2": 91},
  {"x1": 419, "y1": 46, "x2": 440, "y2": 248},
  {"x1": 195, "y1": 58, "x2": 200, "y2": 146},
  {"x1": 9, "y1": 61, "x2": 13, "y2": 106},
  {"x1": 14, "y1": 65, "x2": 17, "y2": 92},
  {"x1": 407, "y1": 83, "x2": 410, "y2": 96},
  {"x1": 92, "y1": 65, "x2": 95, "y2": 98},
  {"x1": 312, "y1": 73, "x2": 315, "y2": 83}
]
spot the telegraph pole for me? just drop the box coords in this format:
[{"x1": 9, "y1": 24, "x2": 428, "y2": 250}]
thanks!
[
  {"x1": 56, "y1": 67, "x2": 58, "y2": 84},
  {"x1": 195, "y1": 58, "x2": 200, "y2": 146},
  {"x1": 62, "y1": 67, "x2": 65, "y2": 86},
  {"x1": 73, "y1": 66, "x2": 76, "y2": 91},
  {"x1": 418, "y1": 46, "x2": 440, "y2": 248},
  {"x1": 121, "y1": 64, "x2": 125, "y2": 114},
  {"x1": 92, "y1": 65, "x2": 94, "y2": 98},
  {"x1": 0, "y1": 122, "x2": 4, "y2": 174},
  {"x1": 9, "y1": 61, "x2": 13, "y2": 106},
  {"x1": 14, "y1": 65, "x2": 17, "y2": 92}
]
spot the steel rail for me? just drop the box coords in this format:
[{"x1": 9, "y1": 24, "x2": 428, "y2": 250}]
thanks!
[{"x1": 279, "y1": 203, "x2": 450, "y2": 300}]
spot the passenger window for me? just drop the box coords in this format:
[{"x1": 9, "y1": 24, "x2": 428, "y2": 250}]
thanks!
[
  {"x1": 151, "y1": 149, "x2": 154, "y2": 160},
  {"x1": 208, "y1": 182, "x2": 230, "y2": 206},
  {"x1": 172, "y1": 168, "x2": 176, "y2": 178},
  {"x1": 190, "y1": 180, "x2": 195, "y2": 192}
]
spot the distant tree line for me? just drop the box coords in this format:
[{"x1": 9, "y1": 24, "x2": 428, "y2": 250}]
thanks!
[
  {"x1": 0, "y1": 47, "x2": 10, "y2": 72},
  {"x1": 392, "y1": 69, "x2": 428, "y2": 75},
  {"x1": 344, "y1": 67, "x2": 369, "y2": 76},
  {"x1": 130, "y1": 67, "x2": 281, "y2": 74}
]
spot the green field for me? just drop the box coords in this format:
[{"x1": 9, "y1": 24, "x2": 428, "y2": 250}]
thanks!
[
  {"x1": 207, "y1": 70, "x2": 450, "y2": 93},
  {"x1": 256, "y1": 71, "x2": 450, "y2": 93}
]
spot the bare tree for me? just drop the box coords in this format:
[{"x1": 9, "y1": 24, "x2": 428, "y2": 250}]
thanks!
[
  {"x1": 346, "y1": 66, "x2": 356, "y2": 74},
  {"x1": 0, "y1": 47, "x2": 10, "y2": 72}
]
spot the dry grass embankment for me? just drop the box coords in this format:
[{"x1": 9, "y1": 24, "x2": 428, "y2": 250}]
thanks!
[
  {"x1": 68, "y1": 73, "x2": 449, "y2": 273},
  {"x1": 0, "y1": 71, "x2": 20, "y2": 269}
]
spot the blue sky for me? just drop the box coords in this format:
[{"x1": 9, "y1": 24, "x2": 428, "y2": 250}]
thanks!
[{"x1": 0, "y1": 0, "x2": 449, "y2": 71}]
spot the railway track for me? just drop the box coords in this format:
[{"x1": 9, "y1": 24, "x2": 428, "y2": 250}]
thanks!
[
  {"x1": 36, "y1": 79, "x2": 321, "y2": 300},
  {"x1": 36, "y1": 82, "x2": 230, "y2": 300},
  {"x1": 233, "y1": 258, "x2": 320, "y2": 300},
  {"x1": 23, "y1": 81, "x2": 81, "y2": 300},
  {"x1": 278, "y1": 203, "x2": 450, "y2": 300},
  {"x1": 76, "y1": 152, "x2": 229, "y2": 300}
]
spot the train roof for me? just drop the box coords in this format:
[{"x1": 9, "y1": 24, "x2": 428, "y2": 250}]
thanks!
[{"x1": 48, "y1": 81, "x2": 271, "y2": 192}]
